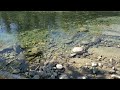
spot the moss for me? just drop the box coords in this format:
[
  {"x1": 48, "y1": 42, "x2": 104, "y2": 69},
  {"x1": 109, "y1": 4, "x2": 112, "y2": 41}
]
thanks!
[{"x1": 18, "y1": 29, "x2": 48, "y2": 49}]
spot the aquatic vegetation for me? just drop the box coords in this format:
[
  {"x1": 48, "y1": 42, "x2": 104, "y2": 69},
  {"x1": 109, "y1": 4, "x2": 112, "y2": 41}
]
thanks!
[{"x1": 18, "y1": 29, "x2": 48, "y2": 49}]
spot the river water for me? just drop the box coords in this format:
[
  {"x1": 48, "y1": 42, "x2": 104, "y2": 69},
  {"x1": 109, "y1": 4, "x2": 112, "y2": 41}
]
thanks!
[{"x1": 0, "y1": 11, "x2": 120, "y2": 79}]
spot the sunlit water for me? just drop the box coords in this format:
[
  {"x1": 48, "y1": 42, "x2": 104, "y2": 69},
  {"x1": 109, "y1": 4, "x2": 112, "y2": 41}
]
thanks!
[{"x1": 0, "y1": 18, "x2": 18, "y2": 49}]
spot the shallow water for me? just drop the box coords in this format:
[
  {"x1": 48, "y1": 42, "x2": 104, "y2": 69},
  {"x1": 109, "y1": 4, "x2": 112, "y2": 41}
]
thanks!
[{"x1": 0, "y1": 11, "x2": 120, "y2": 79}]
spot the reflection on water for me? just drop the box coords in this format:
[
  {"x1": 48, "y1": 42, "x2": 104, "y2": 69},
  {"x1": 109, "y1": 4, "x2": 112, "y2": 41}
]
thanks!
[{"x1": 0, "y1": 18, "x2": 18, "y2": 50}]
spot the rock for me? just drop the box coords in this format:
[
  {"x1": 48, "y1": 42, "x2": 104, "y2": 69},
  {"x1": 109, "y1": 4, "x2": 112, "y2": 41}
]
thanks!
[
  {"x1": 25, "y1": 72, "x2": 29, "y2": 76},
  {"x1": 70, "y1": 53, "x2": 77, "y2": 57},
  {"x1": 117, "y1": 45, "x2": 120, "y2": 48},
  {"x1": 82, "y1": 76, "x2": 87, "y2": 79},
  {"x1": 71, "y1": 46, "x2": 85, "y2": 55},
  {"x1": 32, "y1": 75, "x2": 40, "y2": 79},
  {"x1": 56, "y1": 64, "x2": 63, "y2": 70},
  {"x1": 111, "y1": 74, "x2": 120, "y2": 79},
  {"x1": 59, "y1": 74, "x2": 68, "y2": 79},
  {"x1": 96, "y1": 75, "x2": 105, "y2": 79},
  {"x1": 109, "y1": 70, "x2": 116, "y2": 74},
  {"x1": 109, "y1": 58, "x2": 114, "y2": 62},
  {"x1": 91, "y1": 62, "x2": 98, "y2": 67},
  {"x1": 53, "y1": 67, "x2": 57, "y2": 70},
  {"x1": 116, "y1": 71, "x2": 120, "y2": 75},
  {"x1": 98, "y1": 63, "x2": 102, "y2": 67},
  {"x1": 112, "y1": 67, "x2": 115, "y2": 70}
]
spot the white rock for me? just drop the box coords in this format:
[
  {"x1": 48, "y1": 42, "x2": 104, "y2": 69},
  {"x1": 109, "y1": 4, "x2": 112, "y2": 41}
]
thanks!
[
  {"x1": 91, "y1": 62, "x2": 98, "y2": 67},
  {"x1": 98, "y1": 63, "x2": 102, "y2": 67},
  {"x1": 56, "y1": 64, "x2": 63, "y2": 69},
  {"x1": 70, "y1": 53, "x2": 77, "y2": 57},
  {"x1": 71, "y1": 46, "x2": 85, "y2": 53},
  {"x1": 117, "y1": 45, "x2": 120, "y2": 48},
  {"x1": 97, "y1": 56, "x2": 102, "y2": 60},
  {"x1": 109, "y1": 58, "x2": 113, "y2": 62},
  {"x1": 82, "y1": 76, "x2": 87, "y2": 79},
  {"x1": 112, "y1": 67, "x2": 115, "y2": 70},
  {"x1": 59, "y1": 74, "x2": 68, "y2": 79}
]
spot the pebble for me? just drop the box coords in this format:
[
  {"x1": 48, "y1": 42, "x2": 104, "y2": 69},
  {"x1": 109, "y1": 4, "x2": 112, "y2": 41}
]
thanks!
[
  {"x1": 109, "y1": 58, "x2": 114, "y2": 62},
  {"x1": 82, "y1": 76, "x2": 87, "y2": 79},
  {"x1": 112, "y1": 67, "x2": 115, "y2": 70},
  {"x1": 59, "y1": 74, "x2": 68, "y2": 79},
  {"x1": 56, "y1": 64, "x2": 63, "y2": 70},
  {"x1": 91, "y1": 62, "x2": 98, "y2": 67},
  {"x1": 97, "y1": 56, "x2": 102, "y2": 61},
  {"x1": 111, "y1": 74, "x2": 120, "y2": 79},
  {"x1": 98, "y1": 63, "x2": 102, "y2": 67},
  {"x1": 70, "y1": 53, "x2": 76, "y2": 57},
  {"x1": 117, "y1": 45, "x2": 120, "y2": 48}
]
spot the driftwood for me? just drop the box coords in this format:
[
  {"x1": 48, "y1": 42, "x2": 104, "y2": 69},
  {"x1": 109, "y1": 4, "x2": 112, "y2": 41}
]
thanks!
[{"x1": 0, "y1": 71, "x2": 27, "y2": 79}]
